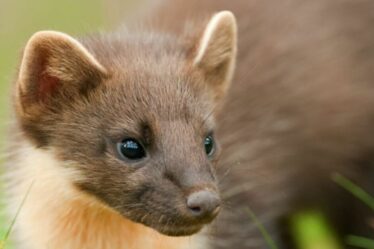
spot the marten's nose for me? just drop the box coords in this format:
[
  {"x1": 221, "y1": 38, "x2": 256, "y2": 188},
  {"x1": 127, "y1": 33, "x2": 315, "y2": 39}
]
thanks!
[{"x1": 186, "y1": 190, "x2": 221, "y2": 219}]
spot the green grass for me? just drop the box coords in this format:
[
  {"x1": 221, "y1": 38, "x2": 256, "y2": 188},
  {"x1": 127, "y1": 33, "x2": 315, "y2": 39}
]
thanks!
[
  {"x1": 347, "y1": 236, "x2": 374, "y2": 249},
  {"x1": 247, "y1": 173, "x2": 374, "y2": 249},
  {"x1": 246, "y1": 207, "x2": 279, "y2": 249},
  {"x1": 290, "y1": 211, "x2": 342, "y2": 249},
  {"x1": 333, "y1": 173, "x2": 374, "y2": 249},
  {"x1": 332, "y1": 173, "x2": 374, "y2": 212},
  {"x1": 0, "y1": 181, "x2": 34, "y2": 249}
]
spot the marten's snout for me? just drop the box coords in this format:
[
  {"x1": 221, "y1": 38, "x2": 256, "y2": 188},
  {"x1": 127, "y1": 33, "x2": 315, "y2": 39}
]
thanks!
[{"x1": 186, "y1": 190, "x2": 221, "y2": 220}]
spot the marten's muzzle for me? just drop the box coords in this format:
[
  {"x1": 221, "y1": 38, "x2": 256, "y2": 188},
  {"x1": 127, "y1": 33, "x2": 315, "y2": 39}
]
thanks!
[{"x1": 186, "y1": 189, "x2": 221, "y2": 221}]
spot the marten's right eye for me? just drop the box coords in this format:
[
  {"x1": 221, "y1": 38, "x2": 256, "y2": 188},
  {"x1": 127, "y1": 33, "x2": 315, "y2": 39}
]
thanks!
[{"x1": 117, "y1": 138, "x2": 146, "y2": 160}]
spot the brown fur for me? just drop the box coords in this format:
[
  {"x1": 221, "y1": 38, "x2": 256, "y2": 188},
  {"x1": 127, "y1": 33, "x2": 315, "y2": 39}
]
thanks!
[
  {"x1": 5, "y1": 8, "x2": 236, "y2": 249},
  {"x1": 144, "y1": 0, "x2": 374, "y2": 248},
  {"x1": 5, "y1": 0, "x2": 374, "y2": 249}
]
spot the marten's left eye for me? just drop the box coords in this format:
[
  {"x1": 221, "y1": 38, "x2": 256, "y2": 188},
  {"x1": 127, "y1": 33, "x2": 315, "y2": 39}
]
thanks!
[
  {"x1": 117, "y1": 138, "x2": 146, "y2": 160},
  {"x1": 204, "y1": 135, "x2": 215, "y2": 157}
]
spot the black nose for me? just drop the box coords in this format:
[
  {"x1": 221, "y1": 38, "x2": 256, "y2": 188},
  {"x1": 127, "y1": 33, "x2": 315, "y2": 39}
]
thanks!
[{"x1": 186, "y1": 190, "x2": 221, "y2": 219}]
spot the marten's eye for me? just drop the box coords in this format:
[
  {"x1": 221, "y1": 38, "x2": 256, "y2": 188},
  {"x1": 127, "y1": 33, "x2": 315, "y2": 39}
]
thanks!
[
  {"x1": 204, "y1": 134, "x2": 215, "y2": 157},
  {"x1": 117, "y1": 138, "x2": 146, "y2": 160}
]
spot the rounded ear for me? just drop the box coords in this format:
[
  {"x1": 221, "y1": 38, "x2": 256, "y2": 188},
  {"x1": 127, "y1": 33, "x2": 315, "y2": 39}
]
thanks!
[
  {"x1": 193, "y1": 11, "x2": 237, "y2": 101},
  {"x1": 17, "y1": 30, "x2": 107, "y2": 114}
]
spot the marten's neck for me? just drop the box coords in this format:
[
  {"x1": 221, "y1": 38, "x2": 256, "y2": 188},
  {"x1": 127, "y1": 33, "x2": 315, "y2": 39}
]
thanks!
[{"x1": 7, "y1": 143, "x2": 204, "y2": 249}]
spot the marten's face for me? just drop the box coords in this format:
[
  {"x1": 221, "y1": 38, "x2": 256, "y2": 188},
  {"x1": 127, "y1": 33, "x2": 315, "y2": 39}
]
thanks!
[
  {"x1": 43, "y1": 67, "x2": 221, "y2": 236},
  {"x1": 15, "y1": 12, "x2": 236, "y2": 236}
]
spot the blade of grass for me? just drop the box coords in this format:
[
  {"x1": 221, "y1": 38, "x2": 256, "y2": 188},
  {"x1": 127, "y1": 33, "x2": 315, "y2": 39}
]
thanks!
[
  {"x1": 346, "y1": 235, "x2": 374, "y2": 249},
  {"x1": 332, "y1": 173, "x2": 374, "y2": 249},
  {"x1": 245, "y1": 207, "x2": 279, "y2": 249},
  {"x1": 332, "y1": 173, "x2": 374, "y2": 211},
  {"x1": 1, "y1": 181, "x2": 34, "y2": 249}
]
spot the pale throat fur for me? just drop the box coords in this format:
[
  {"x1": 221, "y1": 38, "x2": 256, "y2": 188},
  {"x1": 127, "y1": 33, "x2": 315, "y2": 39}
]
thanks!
[{"x1": 7, "y1": 144, "x2": 207, "y2": 249}]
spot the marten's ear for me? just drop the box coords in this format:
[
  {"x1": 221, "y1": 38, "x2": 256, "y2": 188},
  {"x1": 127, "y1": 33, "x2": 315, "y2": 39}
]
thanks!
[
  {"x1": 193, "y1": 11, "x2": 237, "y2": 101},
  {"x1": 17, "y1": 31, "x2": 107, "y2": 114}
]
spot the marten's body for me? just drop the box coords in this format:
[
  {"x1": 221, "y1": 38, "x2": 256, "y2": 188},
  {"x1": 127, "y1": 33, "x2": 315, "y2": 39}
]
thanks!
[{"x1": 5, "y1": 0, "x2": 374, "y2": 248}]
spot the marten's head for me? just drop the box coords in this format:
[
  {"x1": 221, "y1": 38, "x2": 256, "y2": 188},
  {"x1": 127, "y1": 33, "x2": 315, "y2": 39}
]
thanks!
[{"x1": 14, "y1": 11, "x2": 237, "y2": 236}]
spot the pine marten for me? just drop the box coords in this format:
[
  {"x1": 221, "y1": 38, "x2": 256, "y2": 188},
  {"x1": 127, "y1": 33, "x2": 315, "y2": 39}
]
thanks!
[{"x1": 4, "y1": 0, "x2": 374, "y2": 248}]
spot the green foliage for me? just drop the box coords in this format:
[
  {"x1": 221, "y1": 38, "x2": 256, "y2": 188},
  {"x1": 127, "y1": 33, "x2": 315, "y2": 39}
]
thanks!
[
  {"x1": 333, "y1": 173, "x2": 374, "y2": 249},
  {"x1": 347, "y1": 235, "x2": 374, "y2": 249},
  {"x1": 290, "y1": 211, "x2": 342, "y2": 249},
  {"x1": 332, "y1": 173, "x2": 374, "y2": 212}
]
